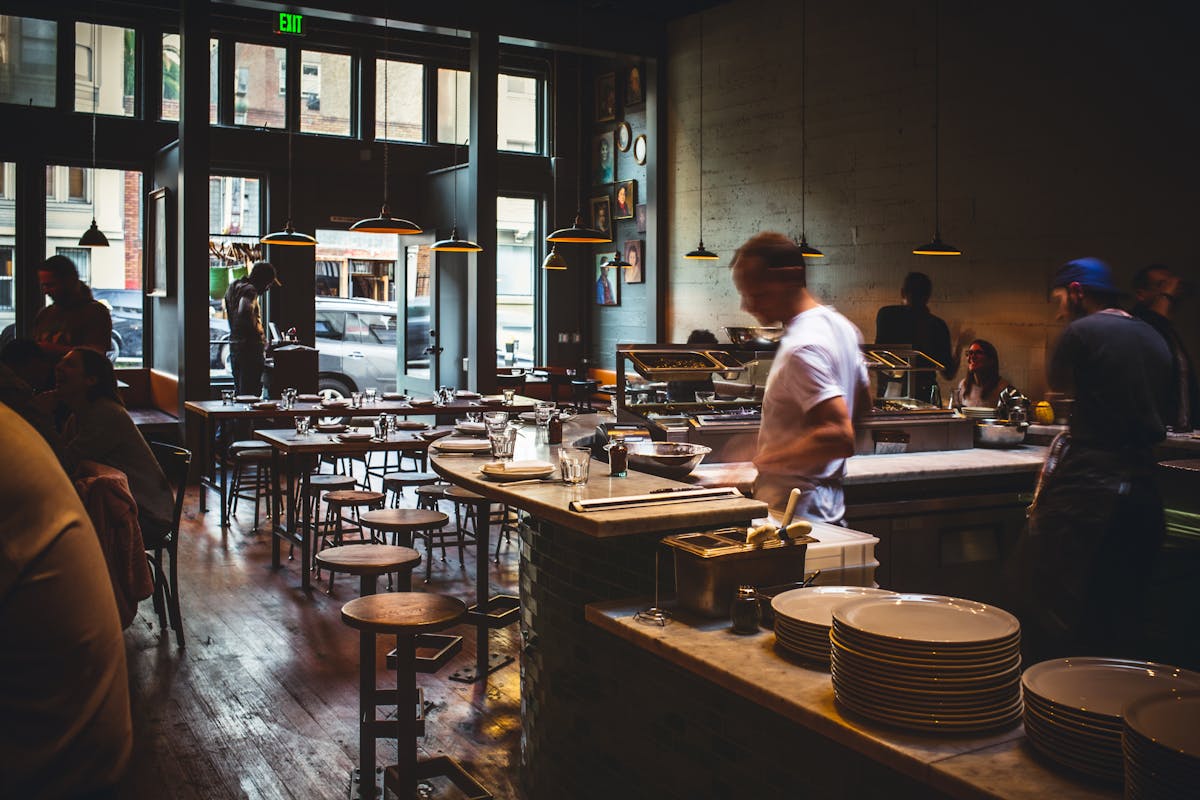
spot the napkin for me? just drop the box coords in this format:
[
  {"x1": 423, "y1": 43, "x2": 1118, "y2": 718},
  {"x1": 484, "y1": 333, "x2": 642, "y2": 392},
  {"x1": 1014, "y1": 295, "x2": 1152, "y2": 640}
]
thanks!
[{"x1": 482, "y1": 460, "x2": 554, "y2": 474}]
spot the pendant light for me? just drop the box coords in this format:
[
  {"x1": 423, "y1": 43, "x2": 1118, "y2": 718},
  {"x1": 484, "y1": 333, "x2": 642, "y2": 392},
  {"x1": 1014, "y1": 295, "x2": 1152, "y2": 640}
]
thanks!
[
  {"x1": 432, "y1": 27, "x2": 481, "y2": 254},
  {"x1": 260, "y1": 120, "x2": 317, "y2": 246},
  {"x1": 78, "y1": 20, "x2": 108, "y2": 248},
  {"x1": 685, "y1": 12, "x2": 717, "y2": 261},
  {"x1": 542, "y1": 55, "x2": 573, "y2": 269},
  {"x1": 912, "y1": 0, "x2": 961, "y2": 256},
  {"x1": 352, "y1": 6, "x2": 422, "y2": 236},
  {"x1": 542, "y1": 245, "x2": 568, "y2": 270},
  {"x1": 797, "y1": 0, "x2": 823, "y2": 259},
  {"x1": 603, "y1": 251, "x2": 630, "y2": 269},
  {"x1": 546, "y1": 4, "x2": 608, "y2": 245}
]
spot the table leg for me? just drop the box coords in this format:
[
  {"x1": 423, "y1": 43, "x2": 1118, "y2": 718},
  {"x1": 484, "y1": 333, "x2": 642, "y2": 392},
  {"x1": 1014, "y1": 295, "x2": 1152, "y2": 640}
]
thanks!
[
  {"x1": 358, "y1": 626, "x2": 379, "y2": 800},
  {"x1": 298, "y1": 459, "x2": 312, "y2": 591},
  {"x1": 270, "y1": 448, "x2": 283, "y2": 569},
  {"x1": 391, "y1": 633, "x2": 417, "y2": 800},
  {"x1": 475, "y1": 500, "x2": 490, "y2": 681},
  {"x1": 198, "y1": 415, "x2": 210, "y2": 514},
  {"x1": 219, "y1": 426, "x2": 230, "y2": 527}
]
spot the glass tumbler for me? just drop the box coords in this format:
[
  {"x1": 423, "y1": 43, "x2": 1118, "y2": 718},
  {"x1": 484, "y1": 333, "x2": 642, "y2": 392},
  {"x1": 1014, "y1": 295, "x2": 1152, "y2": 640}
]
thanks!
[
  {"x1": 559, "y1": 446, "x2": 592, "y2": 485},
  {"x1": 294, "y1": 416, "x2": 311, "y2": 437},
  {"x1": 502, "y1": 388, "x2": 516, "y2": 405},
  {"x1": 365, "y1": 387, "x2": 378, "y2": 404},
  {"x1": 489, "y1": 427, "x2": 518, "y2": 460},
  {"x1": 483, "y1": 410, "x2": 509, "y2": 433},
  {"x1": 221, "y1": 389, "x2": 235, "y2": 405},
  {"x1": 350, "y1": 391, "x2": 363, "y2": 409},
  {"x1": 535, "y1": 401, "x2": 557, "y2": 428}
]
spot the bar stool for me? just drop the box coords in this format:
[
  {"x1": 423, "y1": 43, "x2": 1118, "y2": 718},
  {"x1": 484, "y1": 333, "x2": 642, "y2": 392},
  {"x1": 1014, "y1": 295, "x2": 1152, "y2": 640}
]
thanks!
[
  {"x1": 340, "y1": 593, "x2": 489, "y2": 800},
  {"x1": 358, "y1": 509, "x2": 451, "y2": 584},
  {"x1": 226, "y1": 442, "x2": 274, "y2": 531},
  {"x1": 316, "y1": 543, "x2": 421, "y2": 598},
  {"x1": 444, "y1": 485, "x2": 487, "y2": 565},
  {"x1": 570, "y1": 378, "x2": 599, "y2": 414},
  {"x1": 382, "y1": 472, "x2": 440, "y2": 508},
  {"x1": 288, "y1": 473, "x2": 357, "y2": 562},
  {"x1": 315, "y1": 490, "x2": 386, "y2": 587}
]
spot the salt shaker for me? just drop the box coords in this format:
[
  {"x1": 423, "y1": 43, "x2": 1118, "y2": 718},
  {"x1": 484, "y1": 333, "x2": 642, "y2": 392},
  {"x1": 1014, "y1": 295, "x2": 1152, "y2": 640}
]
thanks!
[{"x1": 731, "y1": 585, "x2": 761, "y2": 634}]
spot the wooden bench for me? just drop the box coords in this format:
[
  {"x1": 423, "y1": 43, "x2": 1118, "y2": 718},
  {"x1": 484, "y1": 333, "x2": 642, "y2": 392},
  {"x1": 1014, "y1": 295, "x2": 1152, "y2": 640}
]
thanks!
[{"x1": 116, "y1": 368, "x2": 180, "y2": 441}]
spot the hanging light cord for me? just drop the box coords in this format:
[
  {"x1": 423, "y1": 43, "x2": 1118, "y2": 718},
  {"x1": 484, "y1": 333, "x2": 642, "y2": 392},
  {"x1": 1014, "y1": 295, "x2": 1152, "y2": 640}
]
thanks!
[
  {"x1": 800, "y1": 1, "x2": 806, "y2": 239},
  {"x1": 697, "y1": 13, "x2": 705, "y2": 242},
  {"x1": 451, "y1": 23, "x2": 461, "y2": 229},
  {"x1": 933, "y1": 0, "x2": 941, "y2": 236},
  {"x1": 381, "y1": 7, "x2": 391, "y2": 208},
  {"x1": 285, "y1": 124, "x2": 294, "y2": 223}
]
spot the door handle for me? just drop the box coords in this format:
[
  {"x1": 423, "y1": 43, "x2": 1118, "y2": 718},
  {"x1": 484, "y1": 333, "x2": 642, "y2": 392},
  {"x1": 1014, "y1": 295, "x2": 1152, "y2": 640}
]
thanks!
[{"x1": 347, "y1": 351, "x2": 365, "y2": 359}]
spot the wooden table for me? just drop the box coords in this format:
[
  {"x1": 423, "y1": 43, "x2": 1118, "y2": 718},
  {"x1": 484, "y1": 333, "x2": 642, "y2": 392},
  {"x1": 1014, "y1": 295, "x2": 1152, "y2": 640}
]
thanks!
[
  {"x1": 252, "y1": 428, "x2": 434, "y2": 590},
  {"x1": 184, "y1": 395, "x2": 539, "y2": 525}
]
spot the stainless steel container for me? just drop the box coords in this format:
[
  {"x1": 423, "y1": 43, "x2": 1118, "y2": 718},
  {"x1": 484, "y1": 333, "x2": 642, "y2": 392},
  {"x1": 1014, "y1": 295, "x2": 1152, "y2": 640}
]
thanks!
[
  {"x1": 663, "y1": 529, "x2": 813, "y2": 618},
  {"x1": 974, "y1": 419, "x2": 1028, "y2": 447}
]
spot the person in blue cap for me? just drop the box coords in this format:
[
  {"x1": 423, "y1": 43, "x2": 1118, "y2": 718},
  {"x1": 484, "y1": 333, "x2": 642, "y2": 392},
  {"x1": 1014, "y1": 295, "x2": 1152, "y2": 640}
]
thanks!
[{"x1": 1012, "y1": 257, "x2": 1172, "y2": 661}]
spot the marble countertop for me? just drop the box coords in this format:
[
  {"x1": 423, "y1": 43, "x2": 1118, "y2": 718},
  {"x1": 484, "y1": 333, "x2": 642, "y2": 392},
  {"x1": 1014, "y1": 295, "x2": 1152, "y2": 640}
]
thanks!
[{"x1": 586, "y1": 600, "x2": 1117, "y2": 800}]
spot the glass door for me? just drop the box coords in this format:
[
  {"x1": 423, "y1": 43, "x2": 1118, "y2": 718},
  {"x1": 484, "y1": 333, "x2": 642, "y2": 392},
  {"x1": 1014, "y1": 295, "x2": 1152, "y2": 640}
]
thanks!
[{"x1": 400, "y1": 242, "x2": 437, "y2": 397}]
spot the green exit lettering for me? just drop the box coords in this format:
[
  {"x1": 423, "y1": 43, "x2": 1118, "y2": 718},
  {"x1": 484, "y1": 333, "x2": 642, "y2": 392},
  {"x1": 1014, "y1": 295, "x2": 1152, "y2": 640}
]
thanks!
[{"x1": 276, "y1": 12, "x2": 304, "y2": 36}]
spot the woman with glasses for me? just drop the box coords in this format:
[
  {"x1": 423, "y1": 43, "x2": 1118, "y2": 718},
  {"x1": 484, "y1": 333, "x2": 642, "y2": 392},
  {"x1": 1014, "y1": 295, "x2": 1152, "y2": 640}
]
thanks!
[{"x1": 951, "y1": 339, "x2": 1010, "y2": 409}]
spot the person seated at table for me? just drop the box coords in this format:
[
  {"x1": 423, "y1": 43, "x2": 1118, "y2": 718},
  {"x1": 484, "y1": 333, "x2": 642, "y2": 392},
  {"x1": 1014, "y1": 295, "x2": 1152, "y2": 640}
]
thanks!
[
  {"x1": 950, "y1": 339, "x2": 1011, "y2": 409},
  {"x1": 0, "y1": 338, "x2": 61, "y2": 455},
  {"x1": 0, "y1": 404, "x2": 132, "y2": 797},
  {"x1": 54, "y1": 348, "x2": 174, "y2": 535},
  {"x1": 666, "y1": 329, "x2": 719, "y2": 402}
]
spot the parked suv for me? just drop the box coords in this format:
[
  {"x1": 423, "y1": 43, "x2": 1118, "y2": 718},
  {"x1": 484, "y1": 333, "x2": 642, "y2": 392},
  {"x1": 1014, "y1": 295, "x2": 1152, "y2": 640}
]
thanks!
[{"x1": 314, "y1": 296, "x2": 429, "y2": 397}]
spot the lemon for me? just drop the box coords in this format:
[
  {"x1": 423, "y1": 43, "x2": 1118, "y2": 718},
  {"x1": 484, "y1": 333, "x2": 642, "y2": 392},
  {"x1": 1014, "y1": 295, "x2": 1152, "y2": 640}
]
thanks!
[{"x1": 1034, "y1": 401, "x2": 1055, "y2": 424}]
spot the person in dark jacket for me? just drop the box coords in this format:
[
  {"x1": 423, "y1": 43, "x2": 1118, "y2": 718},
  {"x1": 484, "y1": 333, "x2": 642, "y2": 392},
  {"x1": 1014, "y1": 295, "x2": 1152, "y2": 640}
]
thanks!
[
  {"x1": 223, "y1": 261, "x2": 280, "y2": 396},
  {"x1": 874, "y1": 271, "x2": 967, "y2": 404},
  {"x1": 1131, "y1": 264, "x2": 1197, "y2": 431},
  {"x1": 32, "y1": 254, "x2": 112, "y2": 360}
]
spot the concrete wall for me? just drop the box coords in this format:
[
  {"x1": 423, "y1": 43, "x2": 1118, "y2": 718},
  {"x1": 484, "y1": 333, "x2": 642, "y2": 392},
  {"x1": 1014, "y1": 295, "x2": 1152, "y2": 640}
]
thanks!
[{"x1": 665, "y1": 0, "x2": 1200, "y2": 400}]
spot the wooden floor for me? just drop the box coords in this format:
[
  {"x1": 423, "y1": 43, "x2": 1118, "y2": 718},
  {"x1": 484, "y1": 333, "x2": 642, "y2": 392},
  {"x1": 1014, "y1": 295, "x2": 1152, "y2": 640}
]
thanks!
[{"x1": 117, "y1": 481, "x2": 524, "y2": 800}]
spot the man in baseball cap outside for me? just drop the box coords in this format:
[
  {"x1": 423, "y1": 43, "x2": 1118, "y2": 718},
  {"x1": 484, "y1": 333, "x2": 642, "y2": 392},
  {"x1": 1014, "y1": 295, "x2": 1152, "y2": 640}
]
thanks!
[
  {"x1": 1012, "y1": 257, "x2": 1171, "y2": 661},
  {"x1": 223, "y1": 261, "x2": 280, "y2": 396}
]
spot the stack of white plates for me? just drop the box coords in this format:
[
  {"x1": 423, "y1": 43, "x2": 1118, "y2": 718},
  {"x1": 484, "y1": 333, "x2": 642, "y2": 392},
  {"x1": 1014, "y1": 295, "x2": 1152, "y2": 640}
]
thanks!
[
  {"x1": 1123, "y1": 690, "x2": 1200, "y2": 799},
  {"x1": 772, "y1": 586, "x2": 895, "y2": 664},
  {"x1": 1022, "y1": 658, "x2": 1200, "y2": 784},
  {"x1": 830, "y1": 594, "x2": 1022, "y2": 733},
  {"x1": 960, "y1": 406, "x2": 996, "y2": 419}
]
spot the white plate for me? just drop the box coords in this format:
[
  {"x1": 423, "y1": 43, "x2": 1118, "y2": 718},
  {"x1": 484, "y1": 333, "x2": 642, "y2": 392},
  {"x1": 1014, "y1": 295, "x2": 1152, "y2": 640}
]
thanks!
[
  {"x1": 316, "y1": 423, "x2": 347, "y2": 433},
  {"x1": 410, "y1": 398, "x2": 434, "y2": 406},
  {"x1": 433, "y1": 438, "x2": 492, "y2": 452},
  {"x1": 833, "y1": 594, "x2": 1020, "y2": 646},
  {"x1": 455, "y1": 422, "x2": 487, "y2": 434},
  {"x1": 297, "y1": 394, "x2": 322, "y2": 402},
  {"x1": 455, "y1": 390, "x2": 481, "y2": 398},
  {"x1": 1124, "y1": 690, "x2": 1200, "y2": 761},
  {"x1": 235, "y1": 394, "x2": 261, "y2": 403},
  {"x1": 393, "y1": 420, "x2": 428, "y2": 431},
  {"x1": 479, "y1": 463, "x2": 555, "y2": 482},
  {"x1": 1021, "y1": 658, "x2": 1200, "y2": 720},
  {"x1": 320, "y1": 399, "x2": 350, "y2": 408},
  {"x1": 253, "y1": 401, "x2": 279, "y2": 410},
  {"x1": 518, "y1": 411, "x2": 538, "y2": 423},
  {"x1": 381, "y1": 393, "x2": 408, "y2": 401},
  {"x1": 772, "y1": 586, "x2": 896, "y2": 629},
  {"x1": 337, "y1": 431, "x2": 373, "y2": 441}
]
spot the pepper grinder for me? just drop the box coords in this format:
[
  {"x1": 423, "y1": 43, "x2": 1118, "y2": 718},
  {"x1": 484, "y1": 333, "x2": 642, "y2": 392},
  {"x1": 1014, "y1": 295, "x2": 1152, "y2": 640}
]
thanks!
[{"x1": 731, "y1": 585, "x2": 761, "y2": 634}]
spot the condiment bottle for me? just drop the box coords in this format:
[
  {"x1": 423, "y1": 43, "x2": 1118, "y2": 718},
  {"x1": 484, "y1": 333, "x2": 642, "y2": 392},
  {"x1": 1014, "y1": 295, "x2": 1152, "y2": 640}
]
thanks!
[
  {"x1": 548, "y1": 412, "x2": 562, "y2": 444},
  {"x1": 609, "y1": 441, "x2": 627, "y2": 477},
  {"x1": 731, "y1": 585, "x2": 761, "y2": 634}
]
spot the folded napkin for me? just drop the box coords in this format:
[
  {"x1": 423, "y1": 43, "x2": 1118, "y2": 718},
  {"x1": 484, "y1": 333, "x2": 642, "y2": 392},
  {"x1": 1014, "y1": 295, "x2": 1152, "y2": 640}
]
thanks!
[
  {"x1": 482, "y1": 460, "x2": 554, "y2": 474},
  {"x1": 457, "y1": 422, "x2": 486, "y2": 431}
]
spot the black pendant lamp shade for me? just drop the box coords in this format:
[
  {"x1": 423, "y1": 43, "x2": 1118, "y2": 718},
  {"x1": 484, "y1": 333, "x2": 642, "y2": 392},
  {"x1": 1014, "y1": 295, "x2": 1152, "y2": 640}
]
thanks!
[
  {"x1": 542, "y1": 245, "x2": 568, "y2": 270},
  {"x1": 797, "y1": 234, "x2": 824, "y2": 258},
  {"x1": 79, "y1": 218, "x2": 109, "y2": 247},
  {"x1": 78, "y1": 21, "x2": 108, "y2": 248},
  {"x1": 913, "y1": 0, "x2": 961, "y2": 257},
  {"x1": 686, "y1": 12, "x2": 717, "y2": 263},
  {"x1": 684, "y1": 241, "x2": 718, "y2": 260},
  {"x1": 797, "y1": 0, "x2": 822, "y2": 259},
  {"x1": 261, "y1": 222, "x2": 317, "y2": 246},
  {"x1": 603, "y1": 251, "x2": 631, "y2": 268},
  {"x1": 547, "y1": 210, "x2": 609, "y2": 244},
  {"x1": 432, "y1": 226, "x2": 482, "y2": 252}
]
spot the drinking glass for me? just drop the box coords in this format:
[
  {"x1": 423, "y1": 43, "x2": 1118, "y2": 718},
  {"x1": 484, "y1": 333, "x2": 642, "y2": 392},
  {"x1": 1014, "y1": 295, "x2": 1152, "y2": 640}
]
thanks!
[
  {"x1": 483, "y1": 410, "x2": 509, "y2": 433},
  {"x1": 695, "y1": 391, "x2": 716, "y2": 403},
  {"x1": 294, "y1": 416, "x2": 311, "y2": 437},
  {"x1": 489, "y1": 427, "x2": 518, "y2": 460},
  {"x1": 502, "y1": 388, "x2": 516, "y2": 405},
  {"x1": 365, "y1": 387, "x2": 378, "y2": 404},
  {"x1": 465, "y1": 411, "x2": 482, "y2": 423},
  {"x1": 221, "y1": 389, "x2": 235, "y2": 405},
  {"x1": 373, "y1": 416, "x2": 386, "y2": 440},
  {"x1": 535, "y1": 401, "x2": 557, "y2": 428},
  {"x1": 350, "y1": 391, "x2": 363, "y2": 409},
  {"x1": 559, "y1": 446, "x2": 592, "y2": 486}
]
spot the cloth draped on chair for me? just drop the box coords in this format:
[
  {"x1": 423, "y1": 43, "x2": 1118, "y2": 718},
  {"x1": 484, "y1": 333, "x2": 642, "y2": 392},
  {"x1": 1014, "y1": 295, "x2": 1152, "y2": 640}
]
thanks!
[{"x1": 73, "y1": 461, "x2": 154, "y2": 628}]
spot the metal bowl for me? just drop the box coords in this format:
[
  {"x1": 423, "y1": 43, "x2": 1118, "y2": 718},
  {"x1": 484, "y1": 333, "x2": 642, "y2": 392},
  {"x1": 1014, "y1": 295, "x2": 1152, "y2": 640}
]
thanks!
[
  {"x1": 974, "y1": 419, "x2": 1028, "y2": 448},
  {"x1": 723, "y1": 326, "x2": 784, "y2": 348},
  {"x1": 626, "y1": 441, "x2": 713, "y2": 479}
]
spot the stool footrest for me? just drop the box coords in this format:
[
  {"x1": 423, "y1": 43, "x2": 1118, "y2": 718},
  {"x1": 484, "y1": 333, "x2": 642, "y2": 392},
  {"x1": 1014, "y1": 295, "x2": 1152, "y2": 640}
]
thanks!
[
  {"x1": 363, "y1": 686, "x2": 427, "y2": 738},
  {"x1": 466, "y1": 594, "x2": 520, "y2": 629},
  {"x1": 347, "y1": 766, "x2": 384, "y2": 800},
  {"x1": 386, "y1": 633, "x2": 463, "y2": 673},
  {"x1": 385, "y1": 756, "x2": 492, "y2": 800}
]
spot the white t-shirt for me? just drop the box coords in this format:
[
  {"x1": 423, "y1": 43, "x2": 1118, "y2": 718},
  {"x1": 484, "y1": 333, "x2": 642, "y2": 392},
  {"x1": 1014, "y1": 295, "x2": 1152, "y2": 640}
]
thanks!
[{"x1": 753, "y1": 304, "x2": 868, "y2": 522}]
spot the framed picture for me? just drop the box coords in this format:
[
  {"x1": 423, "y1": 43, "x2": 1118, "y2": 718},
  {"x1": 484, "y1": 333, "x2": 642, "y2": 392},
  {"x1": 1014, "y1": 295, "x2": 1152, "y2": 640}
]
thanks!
[
  {"x1": 592, "y1": 132, "x2": 615, "y2": 185},
  {"x1": 614, "y1": 180, "x2": 636, "y2": 219},
  {"x1": 145, "y1": 186, "x2": 172, "y2": 297},
  {"x1": 623, "y1": 239, "x2": 644, "y2": 284},
  {"x1": 589, "y1": 194, "x2": 612, "y2": 240},
  {"x1": 633, "y1": 134, "x2": 647, "y2": 166},
  {"x1": 625, "y1": 64, "x2": 645, "y2": 108},
  {"x1": 616, "y1": 121, "x2": 632, "y2": 152},
  {"x1": 596, "y1": 72, "x2": 616, "y2": 121},
  {"x1": 635, "y1": 203, "x2": 647, "y2": 234},
  {"x1": 595, "y1": 255, "x2": 620, "y2": 306}
]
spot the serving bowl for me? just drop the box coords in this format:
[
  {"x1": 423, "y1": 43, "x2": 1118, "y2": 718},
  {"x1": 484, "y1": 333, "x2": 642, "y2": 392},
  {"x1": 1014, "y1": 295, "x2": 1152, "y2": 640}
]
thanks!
[
  {"x1": 974, "y1": 419, "x2": 1028, "y2": 448},
  {"x1": 723, "y1": 326, "x2": 784, "y2": 348},
  {"x1": 626, "y1": 441, "x2": 713, "y2": 479}
]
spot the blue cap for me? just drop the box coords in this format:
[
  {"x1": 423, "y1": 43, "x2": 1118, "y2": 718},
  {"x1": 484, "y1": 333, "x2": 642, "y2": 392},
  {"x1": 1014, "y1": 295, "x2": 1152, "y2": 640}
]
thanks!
[{"x1": 1052, "y1": 257, "x2": 1120, "y2": 294}]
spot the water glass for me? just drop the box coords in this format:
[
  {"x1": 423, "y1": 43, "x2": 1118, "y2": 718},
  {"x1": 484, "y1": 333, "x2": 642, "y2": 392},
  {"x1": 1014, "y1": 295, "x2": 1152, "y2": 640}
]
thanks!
[
  {"x1": 535, "y1": 401, "x2": 557, "y2": 428},
  {"x1": 489, "y1": 427, "x2": 518, "y2": 460},
  {"x1": 373, "y1": 416, "x2": 386, "y2": 440},
  {"x1": 221, "y1": 389, "x2": 235, "y2": 405},
  {"x1": 365, "y1": 387, "x2": 378, "y2": 404},
  {"x1": 559, "y1": 446, "x2": 592, "y2": 486},
  {"x1": 502, "y1": 388, "x2": 516, "y2": 405},
  {"x1": 483, "y1": 410, "x2": 509, "y2": 433},
  {"x1": 294, "y1": 416, "x2": 311, "y2": 437},
  {"x1": 465, "y1": 411, "x2": 482, "y2": 423},
  {"x1": 350, "y1": 391, "x2": 363, "y2": 409},
  {"x1": 695, "y1": 391, "x2": 716, "y2": 403}
]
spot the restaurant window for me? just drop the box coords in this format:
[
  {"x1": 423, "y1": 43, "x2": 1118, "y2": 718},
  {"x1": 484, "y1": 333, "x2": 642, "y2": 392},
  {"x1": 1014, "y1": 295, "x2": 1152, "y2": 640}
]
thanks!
[
  {"x1": 47, "y1": 166, "x2": 144, "y2": 366},
  {"x1": 67, "y1": 167, "x2": 87, "y2": 201},
  {"x1": 497, "y1": 196, "x2": 536, "y2": 368},
  {"x1": 46, "y1": 165, "x2": 90, "y2": 203},
  {"x1": 234, "y1": 42, "x2": 285, "y2": 128},
  {"x1": 0, "y1": 242, "x2": 13, "y2": 334},
  {"x1": 74, "y1": 22, "x2": 136, "y2": 117},
  {"x1": 209, "y1": 175, "x2": 264, "y2": 379},
  {"x1": 161, "y1": 34, "x2": 218, "y2": 123},
  {"x1": 299, "y1": 50, "x2": 352, "y2": 136},
  {"x1": 375, "y1": 59, "x2": 423, "y2": 142},
  {"x1": 498, "y1": 73, "x2": 539, "y2": 153},
  {"x1": 0, "y1": 15, "x2": 57, "y2": 107},
  {"x1": 436, "y1": 68, "x2": 469, "y2": 145}
]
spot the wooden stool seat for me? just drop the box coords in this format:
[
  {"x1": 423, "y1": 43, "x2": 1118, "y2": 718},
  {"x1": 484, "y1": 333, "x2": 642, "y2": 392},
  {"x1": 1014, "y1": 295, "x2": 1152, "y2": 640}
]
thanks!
[
  {"x1": 309, "y1": 473, "x2": 357, "y2": 490},
  {"x1": 230, "y1": 439, "x2": 270, "y2": 451},
  {"x1": 316, "y1": 544, "x2": 421, "y2": 576},
  {"x1": 360, "y1": 509, "x2": 448, "y2": 534},
  {"x1": 231, "y1": 447, "x2": 273, "y2": 463},
  {"x1": 341, "y1": 592, "x2": 466, "y2": 635},
  {"x1": 324, "y1": 489, "x2": 386, "y2": 506},
  {"x1": 383, "y1": 472, "x2": 439, "y2": 488},
  {"x1": 444, "y1": 485, "x2": 485, "y2": 502}
]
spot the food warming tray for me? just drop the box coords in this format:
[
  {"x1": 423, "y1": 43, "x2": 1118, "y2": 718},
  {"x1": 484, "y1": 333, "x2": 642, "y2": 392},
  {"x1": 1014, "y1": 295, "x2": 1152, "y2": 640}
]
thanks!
[{"x1": 625, "y1": 349, "x2": 743, "y2": 382}]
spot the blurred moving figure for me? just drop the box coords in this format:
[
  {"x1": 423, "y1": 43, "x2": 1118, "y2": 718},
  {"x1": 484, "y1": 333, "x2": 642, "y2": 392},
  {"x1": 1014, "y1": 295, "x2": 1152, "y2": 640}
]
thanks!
[{"x1": 1131, "y1": 264, "x2": 1196, "y2": 431}]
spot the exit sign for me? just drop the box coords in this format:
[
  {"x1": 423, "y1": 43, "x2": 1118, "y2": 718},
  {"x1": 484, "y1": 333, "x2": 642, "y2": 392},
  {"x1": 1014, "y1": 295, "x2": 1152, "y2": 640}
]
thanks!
[{"x1": 275, "y1": 12, "x2": 305, "y2": 36}]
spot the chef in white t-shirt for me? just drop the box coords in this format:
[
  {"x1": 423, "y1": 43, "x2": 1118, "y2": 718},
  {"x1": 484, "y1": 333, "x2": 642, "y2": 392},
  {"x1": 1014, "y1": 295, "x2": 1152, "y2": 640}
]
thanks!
[{"x1": 730, "y1": 232, "x2": 871, "y2": 524}]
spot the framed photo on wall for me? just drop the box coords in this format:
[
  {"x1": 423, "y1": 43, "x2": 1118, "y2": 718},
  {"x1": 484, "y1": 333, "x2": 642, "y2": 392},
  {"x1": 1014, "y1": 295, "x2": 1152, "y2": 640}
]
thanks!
[
  {"x1": 145, "y1": 186, "x2": 173, "y2": 297},
  {"x1": 595, "y1": 254, "x2": 620, "y2": 306},
  {"x1": 625, "y1": 64, "x2": 645, "y2": 108},
  {"x1": 623, "y1": 239, "x2": 644, "y2": 284},
  {"x1": 592, "y1": 132, "x2": 615, "y2": 185},
  {"x1": 596, "y1": 72, "x2": 617, "y2": 121},
  {"x1": 614, "y1": 180, "x2": 636, "y2": 219},
  {"x1": 616, "y1": 121, "x2": 632, "y2": 152},
  {"x1": 635, "y1": 203, "x2": 647, "y2": 233},
  {"x1": 590, "y1": 194, "x2": 612, "y2": 240}
]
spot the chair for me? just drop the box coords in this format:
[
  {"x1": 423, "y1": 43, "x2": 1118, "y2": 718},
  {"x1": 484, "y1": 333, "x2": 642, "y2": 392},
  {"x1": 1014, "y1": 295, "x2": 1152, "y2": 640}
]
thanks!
[
  {"x1": 147, "y1": 441, "x2": 192, "y2": 649},
  {"x1": 495, "y1": 371, "x2": 527, "y2": 395}
]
